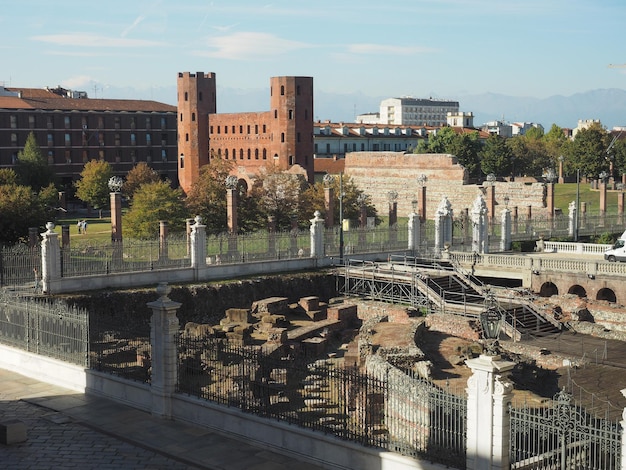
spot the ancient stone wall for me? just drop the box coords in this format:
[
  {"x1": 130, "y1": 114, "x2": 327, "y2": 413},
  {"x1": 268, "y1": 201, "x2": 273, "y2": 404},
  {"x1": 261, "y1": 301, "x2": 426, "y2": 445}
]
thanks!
[{"x1": 344, "y1": 152, "x2": 547, "y2": 220}]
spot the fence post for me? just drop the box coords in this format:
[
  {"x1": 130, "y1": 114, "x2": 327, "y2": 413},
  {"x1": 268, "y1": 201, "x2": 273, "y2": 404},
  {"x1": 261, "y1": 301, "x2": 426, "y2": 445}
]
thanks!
[
  {"x1": 310, "y1": 211, "x2": 324, "y2": 258},
  {"x1": 147, "y1": 283, "x2": 181, "y2": 419},
  {"x1": 190, "y1": 216, "x2": 207, "y2": 279},
  {"x1": 471, "y1": 195, "x2": 489, "y2": 254},
  {"x1": 465, "y1": 353, "x2": 515, "y2": 470},
  {"x1": 500, "y1": 208, "x2": 511, "y2": 252},
  {"x1": 41, "y1": 222, "x2": 61, "y2": 294}
]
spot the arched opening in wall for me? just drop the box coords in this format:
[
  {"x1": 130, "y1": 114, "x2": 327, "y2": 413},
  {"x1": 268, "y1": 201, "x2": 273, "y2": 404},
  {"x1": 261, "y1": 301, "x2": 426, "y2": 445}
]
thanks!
[
  {"x1": 274, "y1": 154, "x2": 279, "y2": 160},
  {"x1": 289, "y1": 155, "x2": 294, "y2": 165},
  {"x1": 281, "y1": 85, "x2": 285, "y2": 95},
  {"x1": 225, "y1": 149, "x2": 229, "y2": 159},
  {"x1": 596, "y1": 288, "x2": 616, "y2": 303},
  {"x1": 567, "y1": 285, "x2": 587, "y2": 298},
  {"x1": 539, "y1": 282, "x2": 558, "y2": 297},
  {"x1": 239, "y1": 149, "x2": 244, "y2": 160},
  {"x1": 255, "y1": 149, "x2": 259, "y2": 160},
  {"x1": 238, "y1": 179, "x2": 249, "y2": 195},
  {"x1": 263, "y1": 149, "x2": 267, "y2": 160}
]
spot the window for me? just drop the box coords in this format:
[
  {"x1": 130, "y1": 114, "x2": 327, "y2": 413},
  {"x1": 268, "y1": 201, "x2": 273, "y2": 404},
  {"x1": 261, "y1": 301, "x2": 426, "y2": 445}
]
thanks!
[
  {"x1": 114, "y1": 117, "x2": 120, "y2": 129},
  {"x1": 160, "y1": 117, "x2": 166, "y2": 129},
  {"x1": 146, "y1": 117, "x2": 151, "y2": 129},
  {"x1": 224, "y1": 126, "x2": 228, "y2": 134},
  {"x1": 98, "y1": 117, "x2": 104, "y2": 129},
  {"x1": 81, "y1": 150, "x2": 87, "y2": 162},
  {"x1": 65, "y1": 150, "x2": 71, "y2": 163},
  {"x1": 185, "y1": 133, "x2": 189, "y2": 142},
  {"x1": 179, "y1": 153, "x2": 184, "y2": 168},
  {"x1": 47, "y1": 116, "x2": 53, "y2": 129},
  {"x1": 281, "y1": 85, "x2": 285, "y2": 95},
  {"x1": 289, "y1": 110, "x2": 293, "y2": 120},
  {"x1": 198, "y1": 92, "x2": 203, "y2": 101},
  {"x1": 29, "y1": 115, "x2": 35, "y2": 128},
  {"x1": 255, "y1": 149, "x2": 259, "y2": 160},
  {"x1": 184, "y1": 91, "x2": 188, "y2": 101},
  {"x1": 162, "y1": 149, "x2": 167, "y2": 161},
  {"x1": 192, "y1": 113, "x2": 196, "y2": 122},
  {"x1": 130, "y1": 117, "x2": 136, "y2": 130},
  {"x1": 114, "y1": 134, "x2": 120, "y2": 146},
  {"x1": 210, "y1": 126, "x2": 213, "y2": 134},
  {"x1": 130, "y1": 133, "x2": 136, "y2": 145},
  {"x1": 247, "y1": 125, "x2": 250, "y2": 134},
  {"x1": 262, "y1": 149, "x2": 267, "y2": 160},
  {"x1": 99, "y1": 150, "x2": 105, "y2": 161},
  {"x1": 255, "y1": 125, "x2": 258, "y2": 134},
  {"x1": 239, "y1": 149, "x2": 244, "y2": 160},
  {"x1": 10, "y1": 115, "x2": 16, "y2": 129},
  {"x1": 281, "y1": 133, "x2": 285, "y2": 143},
  {"x1": 247, "y1": 149, "x2": 251, "y2": 160},
  {"x1": 146, "y1": 133, "x2": 152, "y2": 146},
  {"x1": 180, "y1": 113, "x2": 183, "y2": 122},
  {"x1": 239, "y1": 125, "x2": 243, "y2": 133},
  {"x1": 274, "y1": 110, "x2": 278, "y2": 119},
  {"x1": 48, "y1": 150, "x2": 54, "y2": 164},
  {"x1": 99, "y1": 132, "x2": 104, "y2": 146},
  {"x1": 225, "y1": 149, "x2": 229, "y2": 159},
  {"x1": 47, "y1": 134, "x2": 54, "y2": 146},
  {"x1": 262, "y1": 124, "x2": 266, "y2": 133},
  {"x1": 161, "y1": 134, "x2": 168, "y2": 145},
  {"x1": 64, "y1": 116, "x2": 71, "y2": 129},
  {"x1": 65, "y1": 133, "x2": 71, "y2": 146}
]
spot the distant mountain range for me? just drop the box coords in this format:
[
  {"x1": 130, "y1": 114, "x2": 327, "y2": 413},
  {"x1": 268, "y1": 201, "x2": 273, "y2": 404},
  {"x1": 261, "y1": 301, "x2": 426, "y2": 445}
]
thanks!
[{"x1": 120, "y1": 85, "x2": 626, "y2": 131}]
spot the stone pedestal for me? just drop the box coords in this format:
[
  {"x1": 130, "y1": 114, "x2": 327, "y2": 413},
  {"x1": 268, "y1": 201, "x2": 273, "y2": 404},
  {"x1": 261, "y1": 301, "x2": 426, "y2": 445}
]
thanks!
[{"x1": 110, "y1": 191, "x2": 123, "y2": 242}]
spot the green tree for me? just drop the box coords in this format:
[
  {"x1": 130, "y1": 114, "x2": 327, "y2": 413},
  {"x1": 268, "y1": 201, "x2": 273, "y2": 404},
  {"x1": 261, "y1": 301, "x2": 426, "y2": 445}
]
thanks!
[
  {"x1": 568, "y1": 124, "x2": 610, "y2": 179},
  {"x1": 123, "y1": 162, "x2": 161, "y2": 201},
  {"x1": 124, "y1": 181, "x2": 188, "y2": 238},
  {"x1": 14, "y1": 132, "x2": 55, "y2": 191},
  {"x1": 414, "y1": 127, "x2": 482, "y2": 179},
  {"x1": 0, "y1": 168, "x2": 18, "y2": 185},
  {"x1": 0, "y1": 184, "x2": 50, "y2": 244},
  {"x1": 74, "y1": 160, "x2": 113, "y2": 211},
  {"x1": 184, "y1": 158, "x2": 233, "y2": 233},
  {"x1": 479, "y1": 135, "x2": 513, "y2": 177},
  {"x1": 254, "y1": 165, "x2": 308, "y2": 230}
]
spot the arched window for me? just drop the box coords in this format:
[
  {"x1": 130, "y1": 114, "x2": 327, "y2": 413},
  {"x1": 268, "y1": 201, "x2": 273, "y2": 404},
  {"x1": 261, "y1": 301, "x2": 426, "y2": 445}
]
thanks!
[{"x1": 280, "y1": 85, "x2": 285, "y2": 95}]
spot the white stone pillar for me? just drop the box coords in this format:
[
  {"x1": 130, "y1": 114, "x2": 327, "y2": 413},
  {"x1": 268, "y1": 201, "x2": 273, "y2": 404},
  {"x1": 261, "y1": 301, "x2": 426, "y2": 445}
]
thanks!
[
  {"x1": 310, "y1": 210, "x2": 324, "y2": 258},
  {"x1": 408, "y1": 211, "x2": 421, "y2": 253},
  {"x1": 147, "y1": 283, "x2": 181, "y2": 419},
  {"x1": 568, "y1": 200, "x2": 577, "y2": 239},
  {"x1": 500, "y1": 208, "x2": 511, "y2": 251},
  {"x1": 190, "y1": 216, "x2": 206, "y2": 269},
  {"x1": 465, "y1": 354, "x2": 515, "y2": 470},
  {"x1": 472, "y1": 194, "x2": 489, "y2": 254},
  {"x1": 434, "y1": 197, "x2": 453, "y2": 253},
  {"x1": 41, "y1": 222, "x2": 61, "y2": 294}
]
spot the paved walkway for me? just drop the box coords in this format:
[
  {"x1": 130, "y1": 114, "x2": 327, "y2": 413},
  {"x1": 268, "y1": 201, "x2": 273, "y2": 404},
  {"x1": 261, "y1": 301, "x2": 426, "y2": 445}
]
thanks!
[{"x1": 0, "y1": 368, "x2": 324, "y2": 470}]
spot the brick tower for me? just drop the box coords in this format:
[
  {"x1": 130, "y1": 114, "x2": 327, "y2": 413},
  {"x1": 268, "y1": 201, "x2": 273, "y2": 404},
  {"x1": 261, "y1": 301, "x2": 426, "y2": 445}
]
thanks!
[
  {"x1": 269, "y1": 77, "x2": 314, "y2": 182},
  {"x1": 177, "y1": 72, "x2": 216, "y2": 194}
]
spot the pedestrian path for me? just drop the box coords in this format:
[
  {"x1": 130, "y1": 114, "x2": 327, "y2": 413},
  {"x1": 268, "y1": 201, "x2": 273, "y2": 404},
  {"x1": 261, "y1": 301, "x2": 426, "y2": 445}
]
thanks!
[{"x1": 0, "y1": 368, "x2": 324, "y2": 470}]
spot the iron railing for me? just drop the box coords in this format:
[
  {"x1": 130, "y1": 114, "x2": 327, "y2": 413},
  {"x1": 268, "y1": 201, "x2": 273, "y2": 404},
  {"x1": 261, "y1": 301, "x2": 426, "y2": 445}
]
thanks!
[
  {"x1": 0, "y1": 244, "x2": 41, "y2": 289},
  {"x1": 176, "y1": 334, "x2": 467, "y2": 468},
  {"x1": 0, "y1": 289, "x2": 88, "y2": 366}
]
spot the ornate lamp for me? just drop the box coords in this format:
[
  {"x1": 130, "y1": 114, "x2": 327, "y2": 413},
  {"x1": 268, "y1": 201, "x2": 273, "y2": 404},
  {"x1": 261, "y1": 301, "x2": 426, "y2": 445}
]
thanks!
[
  {"x1": 108, "y1": 176, "x2": 123, "y2": 193},
  {"x1": 479, "y1": 290, "x2": 503, "y2": 354}
]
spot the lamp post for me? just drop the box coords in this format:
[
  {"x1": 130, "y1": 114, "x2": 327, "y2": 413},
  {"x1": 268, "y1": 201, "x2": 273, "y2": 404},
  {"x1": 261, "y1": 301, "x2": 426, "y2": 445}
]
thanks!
[
  {"x1": 558, "y1": 155, "x2": 565, "y2": 184},
  {"x1": 479, "y1": 289, "x2": 503, "y2": 355},
  {"x1": 544, "y1": 168, "x2": 557, "y2": 220},
  {"x1": 416, "y1": 174, "x2": 427, "y2": 221},
  {"x1": 599, "y1": 170, "x2": 609, "y2": 217}
]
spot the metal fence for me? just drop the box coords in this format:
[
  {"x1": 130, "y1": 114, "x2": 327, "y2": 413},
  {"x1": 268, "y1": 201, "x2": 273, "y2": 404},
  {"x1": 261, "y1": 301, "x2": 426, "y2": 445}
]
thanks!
[
  {"x1": 0, "y1": 289, "x2": 88, "y2": 366},
  {"x1": 88, "y1": 308, "x2": 152, "y2": 384},
  {"x1": 324, "y1": 224, "x2": 409, "y2": 258},
  {"x1": 176, "y1": 334, "x2": 467, "y2": 468},
  {"x1": 0, "y1": 244, "x2": 41, "y2": 289},
  {"x1": 509, "y1": 390, "x2": 622, "y2": 470},
  {"x1": 205, "y1": 228, "x2": 310, "y2": 264},
  {"x1": 61, "y1": 235, "x2": 192, "y2": 277}
]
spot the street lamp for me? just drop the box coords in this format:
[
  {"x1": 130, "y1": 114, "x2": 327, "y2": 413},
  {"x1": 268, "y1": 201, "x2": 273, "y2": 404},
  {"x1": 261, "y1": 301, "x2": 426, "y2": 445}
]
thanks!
[
  {"x1": 479, "y1": 290, "x2": 503, "y2": 355},
  {"x1": 503, "y1": 195, "x2": 510, "y2": 208},
  {"x1": 486, "y1": 173, "x2": 496, "y2": 186},
  {"x1": 416, "y1": 174, "x2": 428, "y2": 187}
]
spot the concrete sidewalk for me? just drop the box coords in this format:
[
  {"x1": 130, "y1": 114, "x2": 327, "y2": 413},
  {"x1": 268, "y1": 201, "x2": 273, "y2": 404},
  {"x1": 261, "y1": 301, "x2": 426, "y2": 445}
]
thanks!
[{"x1": 0, "y1": 368, "x2": 324, "y2": 470}]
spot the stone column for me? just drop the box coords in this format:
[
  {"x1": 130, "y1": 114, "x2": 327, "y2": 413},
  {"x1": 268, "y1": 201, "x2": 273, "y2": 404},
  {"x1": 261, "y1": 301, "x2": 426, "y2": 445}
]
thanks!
[
  {"x1": 600, "y1": 179, "x2": 607, "y2": 216},
  {"x1": 525, "y1": 205, "x2": 532, "y2": 234},
  {"x1": 500, "y1": 208, "x2": 511, "y2": 251},
  {"x1": 41, "y1": 222, "x2": 61, "y2": 294},
  {"x1": 185, "y1": 218, "x2": 195, "y2": 258},
  {"x1": 61, "y1": 225, "x2": 70, "y2": 248},
  {"x1": 568, "y1": 201, "x2": 578, "y2": 239},
  {"x1": 581, "y1": 202, "x2": 587, "y2": 229},
  {"x1": 324, "y1": 186, "x2": 335, "y2": 228},
  {"x1": 546, "y1": 182, "x2": 555, "y2": 219},
  {"x1": 159, "y1": 221, "x2": 168, "y2": 261},
  {"x1": 465, "y1": 354, "x2": 515, "y2": 470},
  {"x1": 471, "y1": 195, "x2": 489, "y2": 254},
  {"x1": 110, "y1": 191, "x2": 123, "y2": 242},
  {"x1": 310, "y1": 210, "x2": 324, "y2": 258},
  {"x1": 190, "y1": 216, "x2": 207, "y2": 273},
  {"x1": 434, "y1": 197, "x2": 453, "y2": 253},
  {"x1": 408, "y1": 211, "x2": 421, "y2": 253},
  {"x1": 486, "y1": 184, "x2": 495, "y2": 223},
  {"x1": 419, "y1": 185, "x2": 427, "y2": 222},
  {"x1": 512, "y1": 206, "x2": 518, "y2": 235},
  {"x1": 618, "y1": 191, "x2": 625, "y2": 225},
  {"x1": 268, "y1": 215, "x2": 277, "y2": 257},
  {"x1": 147, "y1": 283, "x2": 181, "y2": 419}
]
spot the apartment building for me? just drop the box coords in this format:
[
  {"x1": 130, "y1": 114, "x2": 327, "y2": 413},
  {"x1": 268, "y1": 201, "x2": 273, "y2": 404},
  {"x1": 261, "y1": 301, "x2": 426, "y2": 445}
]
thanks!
[
  {"x1": 0, "y1": 85, "x2": 178, "y2": 192},
  {"x1": 357, "y1": 97, "x2": 460, "y2": 127}
]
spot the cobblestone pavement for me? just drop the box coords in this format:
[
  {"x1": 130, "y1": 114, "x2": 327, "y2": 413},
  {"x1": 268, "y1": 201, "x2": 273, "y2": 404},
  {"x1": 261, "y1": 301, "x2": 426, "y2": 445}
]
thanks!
[{"x1": 0, "y1": 369, "x2": 324, "y2": 470}]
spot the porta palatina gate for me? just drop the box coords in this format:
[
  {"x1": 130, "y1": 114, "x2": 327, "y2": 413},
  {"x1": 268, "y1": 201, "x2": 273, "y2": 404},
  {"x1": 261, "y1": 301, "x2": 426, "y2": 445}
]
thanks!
[{"x1": 509, "y1": 389, "x2": 622, "y2": 470}]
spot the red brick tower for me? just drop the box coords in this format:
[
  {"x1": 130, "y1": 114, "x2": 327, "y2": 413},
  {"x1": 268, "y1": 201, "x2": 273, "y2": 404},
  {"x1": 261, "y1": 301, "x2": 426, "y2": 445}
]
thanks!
[
  {"x1": 269, "y1": 77, "x2": 314, "y2": 182},
  {"x1": 177, "y1": 72, "x2": 216, "y2": 194}
]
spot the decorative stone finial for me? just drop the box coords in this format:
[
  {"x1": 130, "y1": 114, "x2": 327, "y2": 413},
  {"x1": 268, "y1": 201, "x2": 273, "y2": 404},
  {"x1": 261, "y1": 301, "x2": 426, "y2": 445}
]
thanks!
[
  {"x1": 156, "y1": 282, "x2": 171, "y2": 300},
  {"x1": 108, "y1": 176, "x2": 124, "y2": 193},
  {"x1": 225, "y1": 175, "x2": 238, "y2": 190},
  {"x1": 45, "y1": 222, "x2": 55, "y2": 233}
]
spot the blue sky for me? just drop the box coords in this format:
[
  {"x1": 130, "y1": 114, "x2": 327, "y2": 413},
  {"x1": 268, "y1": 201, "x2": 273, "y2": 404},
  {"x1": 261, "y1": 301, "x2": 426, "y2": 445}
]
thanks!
[{"x1": 2, "y1": 0, "x2": 626, "y2": 122}]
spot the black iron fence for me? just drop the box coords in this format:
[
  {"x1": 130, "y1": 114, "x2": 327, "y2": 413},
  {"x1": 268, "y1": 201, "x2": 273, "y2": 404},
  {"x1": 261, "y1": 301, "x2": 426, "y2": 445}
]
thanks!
[
  {"x1": 176, "y1": 334, "x2": 467, "y2": 468},
  {"x1": 0, "y1": 289, "x2": 88, "y2": 366},
  {"x1": 0, "y1": 244, "x2": 41, "y2": 289}
]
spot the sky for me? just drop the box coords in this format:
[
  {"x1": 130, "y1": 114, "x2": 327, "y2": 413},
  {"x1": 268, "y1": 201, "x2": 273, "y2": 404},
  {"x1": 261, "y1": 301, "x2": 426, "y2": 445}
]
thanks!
[{"x1": 2, "y1": 0, "x2": 626, "y2": 122}]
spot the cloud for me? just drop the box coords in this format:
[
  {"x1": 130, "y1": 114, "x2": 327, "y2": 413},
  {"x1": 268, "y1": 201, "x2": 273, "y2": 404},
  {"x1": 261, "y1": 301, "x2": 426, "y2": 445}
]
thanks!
[
  {"x1": 31, "y1": 33, "x2": 162, "y2": 48},
  {"x1": 121, "y1": 15, "x2": 146, "y2": 38},
  {"x1": 346, "y1": 43, "x2": 436, "y2": 56},
  {"x1": 194, "y1": 32, "x2": 310, "y2": 60}
]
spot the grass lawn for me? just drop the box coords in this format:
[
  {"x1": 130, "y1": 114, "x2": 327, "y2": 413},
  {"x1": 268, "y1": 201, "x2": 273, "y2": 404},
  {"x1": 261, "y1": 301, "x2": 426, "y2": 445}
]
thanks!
[
  {"x1": 54, "y1": 216, "x2": 113, "y2": 244},
  {"x1": 554, "y1": 182, "x2": 621, "y2": 215}
]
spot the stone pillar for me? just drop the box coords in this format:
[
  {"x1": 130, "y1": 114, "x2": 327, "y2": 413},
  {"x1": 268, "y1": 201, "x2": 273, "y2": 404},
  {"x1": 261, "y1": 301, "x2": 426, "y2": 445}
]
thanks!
[
  {"x1": 500, "y1": 208, "x2": 511, "y2": 251},
  {"x1": 359, "y1": 204, "x2": 367, "y2": 229},
  {"x1": 41, "y1": 222, "x2": 61, "y2": 294},
  {"x1": 619, "y1": 191, "x2": 625, "y2": 225},
  {"x1": 525, "y1": 205, "x2": 532, "y2": 234},
  {"x1": 471, "y1": 195, "x2": 489, "y2": 254},
  {"x1": 324, "y1": 186, "x2": 335, "y2": 228},
  {"x1": 61, "y1": 225, "x2": 70, "y2": 248},
  {"x1": 512, "y1": 206, "x2": 518, "y2": 235},
  {"x1": 310, "y1": 210, "x2": 324, "y2": 258},
  {"x1": 227, "y1": 187, "x2": 238, "y2": 234},
  {"x1": 186, "y1": 218, "x2": 195, "y2": 257},
  {"x1": 581, "y1": 202, "x2": 587, "y2": 229},
  {"x1": 268, "y1": 215, "x2": 277, "y2": 257},
  {"x1": 28, "y1": 227, "x2": 38, "y2": 248},
  {"x1": 110, "y1": 191, "x2": 123, "y2": 242},
  {"x1": 388, "y1": 201, "x2": 397, "y2": 227},
  {"x1": 434, "y1": 197, "x2": 453, "y2": 253},
  {"x1": 568, "y1": 201, "x2": 578, "y2": 239},
  {"x1": 419, "y1": 185, "x2": 427, "y2": 222},
  {"x1": 486, "y1": 185, "x2": 495, "y2": 223},
  {"x1": 600, "y1": 179, "x2": 607, "y2": 216},
  {"x1": 159, "y1": 221, "x2": 168, "y2": 261},
  {"x1": 546, "y1": 182, "x2": 555, "y2": 219},
  {"x1": 465, "y1": 354, "x2": 515, "y2": 470},
  {"x1": 190, "y1": 216, "x2": 207, "y2": 271},
  {"x1": 408, "y1": 211, "x2": 421, "y2": 253},
  {"x1": 147, "y1": 283, "x2": 181, "y2": 419}
]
